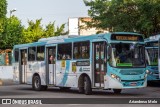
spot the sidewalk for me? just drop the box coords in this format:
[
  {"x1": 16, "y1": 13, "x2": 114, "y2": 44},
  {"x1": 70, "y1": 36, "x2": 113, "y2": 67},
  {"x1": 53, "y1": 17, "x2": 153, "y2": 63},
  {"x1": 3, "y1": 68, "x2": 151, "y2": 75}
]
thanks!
[
  {"x1": 0, "y1": 79, "x2": 14, "y2": 86},
  {"x1": 0, "y1": 66, "x2": 14, "y2": 86}
]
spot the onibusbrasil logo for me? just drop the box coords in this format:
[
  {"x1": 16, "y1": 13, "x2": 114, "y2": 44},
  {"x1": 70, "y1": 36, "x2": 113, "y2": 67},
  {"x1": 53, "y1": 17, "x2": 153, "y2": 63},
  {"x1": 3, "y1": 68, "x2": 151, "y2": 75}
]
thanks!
[{"x1": 1, "y1": 99, "x2": 42, "y2": 104}]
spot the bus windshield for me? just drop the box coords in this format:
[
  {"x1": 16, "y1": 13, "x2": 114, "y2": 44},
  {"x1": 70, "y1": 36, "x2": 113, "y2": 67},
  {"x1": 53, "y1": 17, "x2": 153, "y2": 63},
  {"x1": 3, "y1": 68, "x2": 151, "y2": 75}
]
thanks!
[
  {"x1": 109, "y1": 43, "x2": 145, "y2": 67},
  {"x1": 146, "y1": 48, "x2": 158, "y2": 66}
]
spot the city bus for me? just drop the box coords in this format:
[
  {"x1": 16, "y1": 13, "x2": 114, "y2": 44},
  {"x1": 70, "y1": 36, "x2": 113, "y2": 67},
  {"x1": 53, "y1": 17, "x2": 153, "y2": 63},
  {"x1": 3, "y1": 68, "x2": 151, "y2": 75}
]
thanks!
[
  {"x1": 13, "y1": 32, "x2": 147, "y2": 95},
  {"x1": 145, "y1": 35, "x2": 160, "y2": 83}
]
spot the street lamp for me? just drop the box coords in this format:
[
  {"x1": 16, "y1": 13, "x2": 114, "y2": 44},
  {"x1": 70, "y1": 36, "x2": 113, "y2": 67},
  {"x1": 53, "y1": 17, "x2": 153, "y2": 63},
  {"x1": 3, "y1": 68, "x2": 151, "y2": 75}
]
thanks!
[{"x1": 10, "y1": 8, "x2": 17, "y2": 18}]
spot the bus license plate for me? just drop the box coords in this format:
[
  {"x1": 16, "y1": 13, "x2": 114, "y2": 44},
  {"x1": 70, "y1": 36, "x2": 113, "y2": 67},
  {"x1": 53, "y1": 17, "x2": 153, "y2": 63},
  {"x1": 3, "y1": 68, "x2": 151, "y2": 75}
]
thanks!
[{"x1": 130, "y1": 82, "x2": 137, "y2": 86}]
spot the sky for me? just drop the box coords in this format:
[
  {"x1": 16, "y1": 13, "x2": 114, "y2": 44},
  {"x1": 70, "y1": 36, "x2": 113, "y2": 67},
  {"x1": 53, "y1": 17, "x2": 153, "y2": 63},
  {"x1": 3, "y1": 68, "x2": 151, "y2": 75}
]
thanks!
[{"x1": 7, "y1": 0, "x2": 89, "y2": 30}]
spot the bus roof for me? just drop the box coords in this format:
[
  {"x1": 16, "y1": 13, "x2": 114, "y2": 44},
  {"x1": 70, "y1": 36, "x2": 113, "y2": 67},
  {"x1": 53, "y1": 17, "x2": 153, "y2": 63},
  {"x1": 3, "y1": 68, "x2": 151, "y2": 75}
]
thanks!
[
  {"x1": 46, "y1": 32, "x2": 143, "y2": 44},
  {"x1": 13, "y1": 41, "x2": 46, "y2": 49},
  {"x1": 13, "y1": 32, "x2": 143, "y2": 49},
  {"x1": 145, "y1": 34, "x2": 160, "y2": 42}
]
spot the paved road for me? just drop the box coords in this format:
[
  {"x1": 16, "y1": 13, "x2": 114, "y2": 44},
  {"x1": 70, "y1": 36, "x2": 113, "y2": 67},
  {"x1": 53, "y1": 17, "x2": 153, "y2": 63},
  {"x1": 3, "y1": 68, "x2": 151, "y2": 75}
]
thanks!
[
  {"x1": 0, "y1": 84, "x2": 160, "y2": 107},
  {"x1": 0, "y1": 84, "x2": 160, "y2": 98}
]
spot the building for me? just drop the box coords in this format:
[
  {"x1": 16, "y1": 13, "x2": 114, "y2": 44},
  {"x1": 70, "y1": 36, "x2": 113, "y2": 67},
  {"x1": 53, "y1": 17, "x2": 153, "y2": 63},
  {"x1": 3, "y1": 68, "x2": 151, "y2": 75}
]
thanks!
[{"x1": 68, "y1": 17, "x2": 108, "y2": 35}]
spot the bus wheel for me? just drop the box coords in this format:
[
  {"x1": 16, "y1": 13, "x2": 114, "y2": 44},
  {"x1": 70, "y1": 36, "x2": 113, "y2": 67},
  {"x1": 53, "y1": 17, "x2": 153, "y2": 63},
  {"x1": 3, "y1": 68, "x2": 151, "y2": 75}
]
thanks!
[
  {"x1": 42, "y1": 85, "x2": 48, "y2": 91},
  {"x1": 113, "y1": 89, "x2": 121, "y2": 94},
  {"x1": 84, "y1": 76, "x2": 92, "y2": 95},
  {"x1": 32, "y1": 82, "x2": 35, "y2": 90},
  {"x1": 60, "y1": 87, "x2": 70, "y2": 91},
  {"x1": 79, "y1": 87, "x2": 84, "y2": 94},
  {"x1": 33, "y1": 75, "x2": 42, "y2": 91}
]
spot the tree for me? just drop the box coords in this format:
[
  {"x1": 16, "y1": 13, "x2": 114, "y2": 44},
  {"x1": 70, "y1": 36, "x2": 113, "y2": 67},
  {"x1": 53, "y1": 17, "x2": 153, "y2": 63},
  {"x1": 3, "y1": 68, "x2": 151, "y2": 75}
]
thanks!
[
  {"x1": 54, "y1": 23, "x2": 66, "y2": 36},
  {"x1": 23, "y1": 19, "x2": 67, "y2": 43},
  {"x1": 44, "y1": 22, "x2": 56, "y2": 37},
  {"x1": 0, "y1": 0, "x2": 67, "y2": 49},
  {"x1": 44, "y1": 22, "x2": 67, "y2": 37},
  {"x1": 23, "y1": 19, "x2": 45, "y2": 43},
  {"x1": 0, "y1": 16, "x2": 24, "y2": 49},
  {"x1": 84, "y1": 0, "x2": 160, "y2": 37},
  {"x1": 0, "y1": 0, "x2": 7, "y2": 19},
  {"x1": 0, "y1": 0, "x2": 7, "y2": 47},
  {"x1": 135, "y1": 0, "x2": 160, "y2": 36}
]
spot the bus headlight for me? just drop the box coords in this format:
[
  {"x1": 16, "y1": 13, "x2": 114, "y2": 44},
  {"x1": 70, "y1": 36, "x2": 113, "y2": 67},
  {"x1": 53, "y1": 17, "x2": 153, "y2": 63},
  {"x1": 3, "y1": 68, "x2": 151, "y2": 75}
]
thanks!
[
  {"x1": 111, "y1": 74, "x2": 121, "y2": 81},
  {"x1": 111, "y1": 74, "x2": 116, "y2": 78},
  {"x1": 146, "y1": 70, "x2": 149, "y2": 74}
]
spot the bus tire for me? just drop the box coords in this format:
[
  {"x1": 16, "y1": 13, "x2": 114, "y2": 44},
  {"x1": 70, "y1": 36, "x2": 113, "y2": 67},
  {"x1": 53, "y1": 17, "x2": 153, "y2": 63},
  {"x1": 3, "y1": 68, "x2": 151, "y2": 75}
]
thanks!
[
  {"x1": 32, "y1": 82, "x2": 35, "y2": 90},
  {"x1": 79, "y1": 87, "x2": 84, "y2": 94},
  {"x1": 113, "y1": 89, "x2": 121, "y2": 94},
  {"x1": 33, "y1": 75, "x2": 42, "y2": 91},
  {"x1": 42, "y1": 85, "x2": 48, "y2": 91},
  {"x1": 84, "y1": 76, "x2": 92, "y2": 95},
  {"x1": 60, "y1": 87, "x2": 70, "y2": 91}
]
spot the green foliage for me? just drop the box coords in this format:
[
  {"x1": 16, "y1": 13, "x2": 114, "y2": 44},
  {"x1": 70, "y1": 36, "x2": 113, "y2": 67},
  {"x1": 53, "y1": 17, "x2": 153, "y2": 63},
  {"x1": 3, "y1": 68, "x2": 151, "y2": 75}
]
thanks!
[
  {"x1": 0, "y1": 0, "x2": 67, "y2": 49},
  {"x1": 0, "y1": 0, "x2": 7, "y2": 41},
  {"x1": 23, "y1": 19, "x2": 45, "y2": 43},
  {"x1": 0, "y1": 17, "x2": 67, "y2": 48},
  {"x1": 43, "y1": 22, "x2": 67, "y2": 37},
  {"x1": 22, "y1": 19, "x2": 67, "y2": 43},
  {"x1": 0, "y1": 16, "x2": 24, "y2": 49},
  {"x1": 54, "y1": 23, "x2": 66, "y2": 36},
  {"x1": 44, "y1": 22, "x2": 56, "y2": 37},
  {"x1": 0, "y1": 0, "x2": 7, "y2": 19},
  {"x1": 84, "y1": 0, "x2": 160, "y2": 37}
]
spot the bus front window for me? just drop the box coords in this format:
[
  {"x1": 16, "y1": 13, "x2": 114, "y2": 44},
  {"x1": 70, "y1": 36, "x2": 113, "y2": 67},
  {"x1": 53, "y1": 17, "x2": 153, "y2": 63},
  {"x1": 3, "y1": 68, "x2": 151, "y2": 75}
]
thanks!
[
  {"x1": 146, "y1": 48, "x2": 158, "y2": 66},
  {"x1": 109, "y1": 43, "x2": 145, "y2": 67}
]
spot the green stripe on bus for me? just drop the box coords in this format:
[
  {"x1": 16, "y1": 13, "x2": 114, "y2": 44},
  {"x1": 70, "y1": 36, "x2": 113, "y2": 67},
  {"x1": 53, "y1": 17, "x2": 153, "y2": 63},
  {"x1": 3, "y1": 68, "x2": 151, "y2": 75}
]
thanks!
[{"x1": 117, "y1": 63, "x2": 133, "y2": 66}]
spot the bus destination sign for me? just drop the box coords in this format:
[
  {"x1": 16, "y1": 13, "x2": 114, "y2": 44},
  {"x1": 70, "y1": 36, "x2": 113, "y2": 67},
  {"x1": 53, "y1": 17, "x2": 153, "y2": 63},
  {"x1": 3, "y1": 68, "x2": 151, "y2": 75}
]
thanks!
[
  {"x1": 111, "y1": 34, "x2": 143, "y2": 42},
  {"x1": 116, "y1": 36, "x2": 138, "y2": 41}
]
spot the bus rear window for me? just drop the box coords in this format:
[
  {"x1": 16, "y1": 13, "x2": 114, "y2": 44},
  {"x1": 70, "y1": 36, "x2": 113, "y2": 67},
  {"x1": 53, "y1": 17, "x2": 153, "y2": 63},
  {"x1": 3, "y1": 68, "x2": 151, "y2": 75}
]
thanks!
[{"x1": 57, "y1": 43, "x2": 72, "y2": 60}]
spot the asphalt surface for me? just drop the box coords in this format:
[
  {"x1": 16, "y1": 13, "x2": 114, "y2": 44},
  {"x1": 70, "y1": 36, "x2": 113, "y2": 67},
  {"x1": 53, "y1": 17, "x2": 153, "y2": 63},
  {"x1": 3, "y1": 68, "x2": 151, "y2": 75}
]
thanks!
[{"x1": 0, "y1": 83, "x2": 160, "y2": 107}]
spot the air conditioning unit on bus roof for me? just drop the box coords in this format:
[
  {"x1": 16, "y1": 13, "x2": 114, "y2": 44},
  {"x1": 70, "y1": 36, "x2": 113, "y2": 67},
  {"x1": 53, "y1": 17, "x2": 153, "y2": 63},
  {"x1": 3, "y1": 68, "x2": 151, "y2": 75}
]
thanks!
[{"x1": 38, "y1": 35, "x2": 80, "y2": 42}]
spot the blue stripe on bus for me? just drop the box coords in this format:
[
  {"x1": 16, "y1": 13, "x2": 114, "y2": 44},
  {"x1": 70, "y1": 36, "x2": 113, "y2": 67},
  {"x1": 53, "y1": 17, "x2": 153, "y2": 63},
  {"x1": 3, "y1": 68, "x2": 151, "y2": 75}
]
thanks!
[{"x1": 60, "y1": 61, "x2": 70, "y2": 86}]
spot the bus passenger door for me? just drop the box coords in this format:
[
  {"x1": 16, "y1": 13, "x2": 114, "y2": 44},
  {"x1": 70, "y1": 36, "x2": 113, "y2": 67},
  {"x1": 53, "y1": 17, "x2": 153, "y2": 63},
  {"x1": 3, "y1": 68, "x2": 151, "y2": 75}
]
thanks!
[
  {"x1": 46, "y1": 46, "x2": 56, "y2": 85},
  {"x1": 93, "y1": 42, "x2": 107, "y2": 87},
  {"x1": 19, "y1": 49, "x2": 27, "y2": 84}
]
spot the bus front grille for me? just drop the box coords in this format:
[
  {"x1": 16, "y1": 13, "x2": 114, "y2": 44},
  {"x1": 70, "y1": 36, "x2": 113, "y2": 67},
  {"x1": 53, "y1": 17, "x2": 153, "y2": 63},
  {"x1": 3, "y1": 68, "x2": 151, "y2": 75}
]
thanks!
[{"x1": 120, "y1": 70, "x2": 144, "y2": 75}]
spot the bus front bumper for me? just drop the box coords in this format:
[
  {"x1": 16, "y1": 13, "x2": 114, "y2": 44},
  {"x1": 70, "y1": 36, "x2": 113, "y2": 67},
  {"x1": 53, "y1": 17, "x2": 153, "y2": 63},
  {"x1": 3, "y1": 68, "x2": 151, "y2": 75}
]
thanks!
[{"x1": 104, "y1": 75, "x2": 147, "y2": 89}]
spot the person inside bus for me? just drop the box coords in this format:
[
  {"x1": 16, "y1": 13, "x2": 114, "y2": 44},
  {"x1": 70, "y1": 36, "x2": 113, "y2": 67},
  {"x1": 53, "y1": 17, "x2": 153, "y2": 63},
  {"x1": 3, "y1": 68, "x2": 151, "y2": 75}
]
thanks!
[
  {"x1": 49, "y1": 55, "x2": 54, "y2": 64},
  {"x1": 116, "y1": 44, "x2": 131, "y2": 63},
  {"x1": 65, "y1": 54, "x2": 72, "y2": 59}
]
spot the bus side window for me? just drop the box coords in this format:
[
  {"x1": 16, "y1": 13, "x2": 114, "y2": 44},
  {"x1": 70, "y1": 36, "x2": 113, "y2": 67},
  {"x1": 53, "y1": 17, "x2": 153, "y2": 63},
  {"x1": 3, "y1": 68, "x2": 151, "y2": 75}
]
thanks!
[
  {"x1": 14, "y1": 48, "x2": 19, "y2": 62},
  {"x1": 57, "y1": 43, "x2": 72, "y2": 60},
  {"x1": 37, "y1": 46, "x2": 45, "y2": 61},
  {"x1": 73, "y1": 42, "x2": 81, "y2": 59},
  {"x1": 28, "y1": 47, "x2": 36, "y2": 61},
  {"x1": 82, "y1": 42, "x2": 90, "y2": 59},
  {"x1": 73, "y1": 41, "x2": 90, "y2": 59}
]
